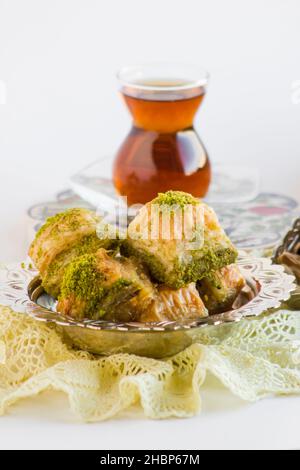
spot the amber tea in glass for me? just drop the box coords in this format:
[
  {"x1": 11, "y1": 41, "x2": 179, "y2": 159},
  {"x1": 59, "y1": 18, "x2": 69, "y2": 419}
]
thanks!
[{"x1": 113, "y1": 64, "x2": 211, "y2": 205}]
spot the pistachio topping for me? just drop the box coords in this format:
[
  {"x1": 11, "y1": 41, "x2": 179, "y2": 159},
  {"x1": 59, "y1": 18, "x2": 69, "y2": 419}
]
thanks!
[
  {"x1": 60, "y1": 254, "x2": 105, "y2": 315},
  {"x1": 153, "y1": 191, "x2": 199, "y2": 208},
  {"x1": 59, "y1": 252, "x2": 140, "y2": 319},
  {"x1": 35, "y1": 208, "x2": 95, "y2": 240}
]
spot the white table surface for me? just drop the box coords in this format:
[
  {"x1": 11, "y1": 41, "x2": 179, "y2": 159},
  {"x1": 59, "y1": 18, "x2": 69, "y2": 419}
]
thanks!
[{"x1": 1, "y1": 386, "x2": 300, "y2": 450}]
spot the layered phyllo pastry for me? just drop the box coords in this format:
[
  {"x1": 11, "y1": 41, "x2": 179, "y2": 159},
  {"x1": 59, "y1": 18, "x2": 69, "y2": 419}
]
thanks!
[{"x1": 29, "y1": 191, "x2": 245, "y2": 323}]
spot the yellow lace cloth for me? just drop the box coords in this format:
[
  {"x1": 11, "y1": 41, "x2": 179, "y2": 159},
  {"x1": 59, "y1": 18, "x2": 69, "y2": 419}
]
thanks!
[{"x1": 1, "y1": 304, "x2": 300, "y2": 421}]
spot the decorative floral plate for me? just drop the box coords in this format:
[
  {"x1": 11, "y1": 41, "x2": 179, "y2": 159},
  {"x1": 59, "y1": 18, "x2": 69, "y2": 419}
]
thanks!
[{"x1": 0, "y1": 257, "x2": 295, "y2": 358}]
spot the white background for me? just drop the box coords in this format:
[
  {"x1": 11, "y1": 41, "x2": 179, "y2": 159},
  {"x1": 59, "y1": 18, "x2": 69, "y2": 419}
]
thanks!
[
  {"x1": 0, "y1": 0, "x2": 300, "y2": 261},
  {"x1": 0, "y1": 0, "x2": 300, "y2": 450}
]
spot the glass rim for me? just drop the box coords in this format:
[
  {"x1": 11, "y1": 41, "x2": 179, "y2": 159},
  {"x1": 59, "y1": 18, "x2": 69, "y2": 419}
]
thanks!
[{"x1": 116, "y1": 62, "x2": 209, "y2": 92}]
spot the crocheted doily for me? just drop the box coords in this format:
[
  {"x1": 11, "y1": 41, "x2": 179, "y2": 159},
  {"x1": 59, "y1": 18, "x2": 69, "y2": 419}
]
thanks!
[{"x1": 1, "y1": 304, "x2": 300, "y2": 421}]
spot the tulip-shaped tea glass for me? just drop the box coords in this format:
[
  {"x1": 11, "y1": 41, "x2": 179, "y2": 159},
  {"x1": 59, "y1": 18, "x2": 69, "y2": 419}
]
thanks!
[{"x1": 113, "y1": 64, "x2": 211, "y2": 205}]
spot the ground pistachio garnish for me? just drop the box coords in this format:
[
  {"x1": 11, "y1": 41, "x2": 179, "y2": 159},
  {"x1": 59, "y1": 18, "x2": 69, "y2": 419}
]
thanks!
[
  {"x1": 154, "y1": 190, "x2": 199, "y2": 208},
  {"x1": 60, "y1": 254, "x2": 105, "y2": 313},
  {"x1": 73, "y1": 233, "x2": 107, "y2": 257},
  {"x1": 59, "y1": 253, "x2": 137, "y2": 318},
  {"x1": 35, "y1": 208, "x2": 93, "y2": 240},
  {"x1": 173, "y1": 246, "x2": 238, "y2": 286}
]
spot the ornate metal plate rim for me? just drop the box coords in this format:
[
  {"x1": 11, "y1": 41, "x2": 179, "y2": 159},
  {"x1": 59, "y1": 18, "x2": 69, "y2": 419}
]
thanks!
[{"x1": 0, "y1": 257, "x2": 296, "y2": 332}]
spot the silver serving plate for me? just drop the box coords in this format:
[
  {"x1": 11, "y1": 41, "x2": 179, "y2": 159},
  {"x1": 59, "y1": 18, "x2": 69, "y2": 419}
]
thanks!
[{"x1": 0, "y1": 258, "x2": 295, "y2": 358}]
